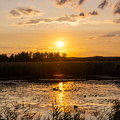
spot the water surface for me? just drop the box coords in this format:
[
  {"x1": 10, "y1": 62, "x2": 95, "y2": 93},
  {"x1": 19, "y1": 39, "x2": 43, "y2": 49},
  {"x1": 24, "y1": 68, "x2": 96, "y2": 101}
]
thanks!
[{"x1": 0, "y1": 80, "x2": 120, "y2": 119}]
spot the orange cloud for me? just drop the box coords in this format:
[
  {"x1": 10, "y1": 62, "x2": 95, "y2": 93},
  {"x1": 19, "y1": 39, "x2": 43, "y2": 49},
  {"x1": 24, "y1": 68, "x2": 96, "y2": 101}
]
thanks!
[{"x1": 10, "y1": 7, "x2": 42, "y2": 17}]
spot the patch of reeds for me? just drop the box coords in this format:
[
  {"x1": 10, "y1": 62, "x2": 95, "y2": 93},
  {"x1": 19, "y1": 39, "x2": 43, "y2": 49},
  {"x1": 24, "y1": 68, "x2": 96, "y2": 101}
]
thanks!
[
  {"x1": 0, "y1": 102, "x2": 41, "y2": 120},
  {"x1": 0, "y1": 102, "x2": 84, "y2": 120},
  {"x1": 0, "y1": 100, "x2": 120, "y2": 120},
  {"x1": 0, "y1": 62, "x2": 120, "y2": 80},
  {"x1": 108, "y1": 100, "x2": 120, "y2": 120}
]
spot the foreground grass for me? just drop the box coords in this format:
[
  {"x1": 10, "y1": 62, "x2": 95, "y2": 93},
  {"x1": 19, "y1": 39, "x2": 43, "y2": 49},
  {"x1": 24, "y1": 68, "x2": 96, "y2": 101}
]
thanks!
[
  {"x1": 108, "y1": 100, "x2": 120, "y2": 120},
  {"x1": 0, "y1": 100, "x2": 120, "y2": 120},
  {"x1": 0, "y1": 103, "x2": 83, "y2": 120}
]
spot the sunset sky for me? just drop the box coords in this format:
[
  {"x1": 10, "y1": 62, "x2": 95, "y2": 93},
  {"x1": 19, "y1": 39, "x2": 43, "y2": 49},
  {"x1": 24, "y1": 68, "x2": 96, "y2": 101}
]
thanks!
[{"x1": 0, "y1": 0, "x2": 120, "y2": 57}]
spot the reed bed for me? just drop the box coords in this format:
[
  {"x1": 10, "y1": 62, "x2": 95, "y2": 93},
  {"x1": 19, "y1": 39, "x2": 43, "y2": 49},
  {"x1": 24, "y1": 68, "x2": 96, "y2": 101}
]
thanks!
[
  {"x1": 0, "y1": 100, "x2": 120, "y2": 120},
  {"x1": 0, "y1": 61, "x2": 120, "y2": 80}
]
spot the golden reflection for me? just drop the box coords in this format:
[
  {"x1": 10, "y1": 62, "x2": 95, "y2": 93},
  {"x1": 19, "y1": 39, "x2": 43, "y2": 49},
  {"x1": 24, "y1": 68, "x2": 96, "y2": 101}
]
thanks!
[
  {"x1": 58, "y1": 92, "x2": 64, "y2": 105},
  {"x1": 59, "y1": 82, "x2": 63, "y2": 91},
  {"x1": 52, "y1": 82, "x2": 77, "y2": 114},
  {"x1": 57, "y1": 82, "x2": 65, "y2": 106},
  {"x1": 52, "y1": 82, "x2": 80, "y2": 113},
  {"x1": 53, "y1": 82, "x2": 73, "y2": 106}
]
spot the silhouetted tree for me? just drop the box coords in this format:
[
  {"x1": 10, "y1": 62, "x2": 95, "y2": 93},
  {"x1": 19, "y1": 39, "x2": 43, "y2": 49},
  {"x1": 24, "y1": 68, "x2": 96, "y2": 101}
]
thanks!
[
  {"x1": 48, "y1": 52, "x2": 54, "y2": 61},
  {"x1": 54, "y1": 52, "x2": 61, "y2": 61},
  {"x1": 33, "y1": 52, "x2": 42, "y2": 62},
  {"x1": 9, "y1": 54, "x2": 15, "y2": 62},
  {"x1": 61, "y1": 53, "x2": 67, "y2": 60},
  {"x1": 14, "y1": 51, "x2": 31, "y2": 62},
  {"x1": 0, "y1": 54, "x2": 8, "y2": 62}
]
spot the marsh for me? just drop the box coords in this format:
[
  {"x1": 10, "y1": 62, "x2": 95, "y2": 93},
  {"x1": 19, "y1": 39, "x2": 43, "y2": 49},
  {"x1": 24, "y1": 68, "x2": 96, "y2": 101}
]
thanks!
[{"x1": 0, "y1": 80, "x2": 120, "y2": 120}]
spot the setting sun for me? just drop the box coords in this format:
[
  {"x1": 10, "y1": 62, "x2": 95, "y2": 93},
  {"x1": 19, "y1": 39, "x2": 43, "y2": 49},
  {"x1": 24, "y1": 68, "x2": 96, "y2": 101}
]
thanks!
[{"x1": 57, "y1": 41, "x2": 64, "y2": 47}]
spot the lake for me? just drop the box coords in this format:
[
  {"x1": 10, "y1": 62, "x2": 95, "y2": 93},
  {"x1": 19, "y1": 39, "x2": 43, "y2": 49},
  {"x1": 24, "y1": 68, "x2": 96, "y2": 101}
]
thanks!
[{"x1": 0, "y1": 79, "x2": 120, "y2": 120}]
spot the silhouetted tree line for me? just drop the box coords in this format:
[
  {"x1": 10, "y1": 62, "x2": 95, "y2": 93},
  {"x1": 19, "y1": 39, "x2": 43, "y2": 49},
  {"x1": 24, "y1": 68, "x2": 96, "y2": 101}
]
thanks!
[
  {"x1": 0, "y1": 52, "x2": 67, "y2": 62},
  {"x1": 1, "y1": 52, "x2": 120, "y2": 62}
]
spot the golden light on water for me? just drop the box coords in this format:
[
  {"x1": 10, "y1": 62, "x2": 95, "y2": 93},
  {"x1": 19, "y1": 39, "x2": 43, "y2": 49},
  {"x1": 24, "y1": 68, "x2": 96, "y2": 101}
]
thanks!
[
  {"x1": 53, "y1": 82, "x2": 75, "y2": 107},
  {"x1": 58, "y1": 92, "x2": 64, "y2": 105},
  {"x1": 53, "y1": 82, "x2": 64, "y2": 105},
  {"x1": 58, "y1": 82, "x2": 64, "y2": 105},
  {"x1": 59, "y1": 82, "x2": 63, "y2": 91}
]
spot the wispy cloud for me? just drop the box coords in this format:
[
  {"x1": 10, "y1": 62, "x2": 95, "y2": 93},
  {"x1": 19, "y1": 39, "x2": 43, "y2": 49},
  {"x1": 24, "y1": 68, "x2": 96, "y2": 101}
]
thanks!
[
  {"x1": 78, "y1": 0, "x2": 86, "y2": 5},
  {"x1": 87, "y1": 32, "x2": 120, "y2": 40},
  {"x1": 88, "y1": 36, "x2": 97, "y2": 40},
  {"x1": 100, "y1": 34, "x2": 116, "y2": 37},
  {"x1": 16, "y1": 12, "x2": 98, "y2": 26},
  {"x1": 55, "y1": 0, "x2": 71, "y2": 6},
  {"x1": 100, "y1": 32, "x2": 120, "y2": 38},
  {"x1": 78, "y1": 11, "x2": 98, "y2": 19},
  {"x1": 114, "y1": 0, "x2": 120, "y2": 14},
  {"x1": 55, "y1": 14, "x2": 76, "y2": 22},
  {"x1": 10, "y1": 7, "x2": 42, "y2": 17},
  {"x1": 16, "y1": 18, "x2": 54, "y2": 25},
  {"x1": 26, "y1": 18, "x2": 54, "y2": 24},
  {"x1": 30, "y1": 0, "x2": 120, "y2": 16},
  {"x1": 10, "y1": 10, "x2": 21, "y2": 17},
  {"x1": 98, "y1": 0, "x2": 108, "y2": 9},
  {"x1": 113, "y1": 18, "x2": 120, "y2": 24},
  {"x1": 54, "y1": 0, "x2": 120, "y2": 16},
  {"x1": 54, "y1": 0, "x2": 87, "y2": 6},
  {"x1": 79, "y1": 12, "x2": 85, "y2": 17},
  {"x1": 17, "y1": 7, "x2": 41, "y2": 15},
  {"x1": 88, "y1": 11, "x2": 98, "y2": 16}
]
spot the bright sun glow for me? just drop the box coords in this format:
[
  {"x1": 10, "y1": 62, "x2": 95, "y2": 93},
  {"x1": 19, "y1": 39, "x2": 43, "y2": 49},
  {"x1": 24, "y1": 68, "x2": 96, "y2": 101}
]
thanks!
[{"x1": 57, "y1": 41, "x2": 64, "y2": 47}]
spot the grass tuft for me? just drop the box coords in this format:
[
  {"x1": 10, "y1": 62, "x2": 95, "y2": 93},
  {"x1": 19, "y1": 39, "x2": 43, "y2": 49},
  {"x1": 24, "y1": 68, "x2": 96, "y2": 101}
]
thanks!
[{"x1": 0, "y1": 100, "x2": 120, "y2": 120}]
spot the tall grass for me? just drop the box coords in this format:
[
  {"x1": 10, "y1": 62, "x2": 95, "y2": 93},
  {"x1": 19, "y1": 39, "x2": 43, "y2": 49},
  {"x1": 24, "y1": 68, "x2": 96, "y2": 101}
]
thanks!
[
  {"x1": 108, "y1": 100, "x2": 120, "y2": 120},
  {"x1": 0, "y1": 102, "x2": 84, "y2": 120},
  {"x1": 0, "y1": 100, "x2": 120, "y2": 120},
  {"x1": 0, "y1": 62, "x2": 120, "y2": 80},
  {"x1": 0, "y1": 102, "x2": 41, "y2": 120}
]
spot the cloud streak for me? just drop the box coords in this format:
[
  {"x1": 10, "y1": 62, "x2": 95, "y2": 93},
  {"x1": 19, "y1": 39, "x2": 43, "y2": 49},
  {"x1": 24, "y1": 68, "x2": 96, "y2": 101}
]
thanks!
[
  {"x1": 54, "y1": 0, "x2": 120, "y2": 16},
  {"x1": 10, "y1": 7, "x2": 42, "y2": 17},
  {"x1": 16, "y1": 15, "x2": 76, "y2": 25},
  {"x1": 98, "y1": 0, "x2": 108, "y2": 9},
  {"x1": 113, "y1": 18, "x2": 120, "y2": 24},
  {"x1": 100, "y1": 32, "x2": 120, "y2": 38},
  {"x1": 100, "y1": 34, "x2": 116, "y2": 37},
  {"x1": 16, "y1": 11, "x2": 98, "y2": 26},
  {"x1": 55, "y1": 14, "x2": 76, "y2": 22},
  {"x1": 10, "y1": 10, "x2": 21, "y2": 17},
  {"x1": 78, "y1": 0, "x2": 86, "y2": 5},
  {"x1": 55, "y1": 0, "x2": 71, "y2": 6},
  {"x1": 114, "y1": 0, "x2": 120, "y2": 14},
  {"x1": 54, "y1": 0, "x2": 87, "y2": 6},
  {"x1": 88, "y1": 11, "x2": 98, "y2": 16},
  {"x1": 26, "y1": 18, "x2": 54, "y2": 25}
]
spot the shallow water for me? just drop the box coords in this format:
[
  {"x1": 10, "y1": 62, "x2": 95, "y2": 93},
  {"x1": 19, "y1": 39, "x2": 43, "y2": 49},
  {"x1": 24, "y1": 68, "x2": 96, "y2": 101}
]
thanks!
[{"x1": 0, "y1": 80, "x2": 120, "y2": 119}]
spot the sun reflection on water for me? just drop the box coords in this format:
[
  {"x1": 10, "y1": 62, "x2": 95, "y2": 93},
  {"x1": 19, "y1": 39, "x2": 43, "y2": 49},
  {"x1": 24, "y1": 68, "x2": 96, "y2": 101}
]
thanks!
[
  {"x1": 53, "y1": 82, "x2": 75, "y2": 108},
  {"x1": 59, "y1": 82, "x2": 63, "y2": 91},
  {"x1": 53, "y1": 82, "x2": 67, "y2": 106},
  {"x1": 58, "y1": 92, "x2": 64, "y2": 105}
]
